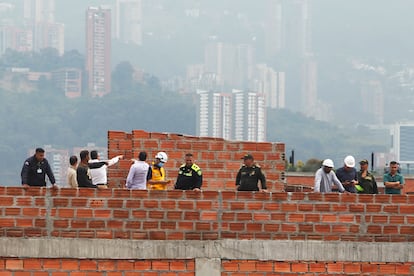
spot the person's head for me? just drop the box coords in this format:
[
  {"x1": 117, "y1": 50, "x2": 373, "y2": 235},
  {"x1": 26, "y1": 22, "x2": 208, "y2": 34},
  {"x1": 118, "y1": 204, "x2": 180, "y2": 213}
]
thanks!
[
  {"x1": 185, "y1": 153, "x2": 194, "y2": 167},
  {"x1": 344, "y1": 155, "x2": 355, "y2": 171},
  {"x1": 241, "y1": 153, "x2": 254, "y2": 167},
  {"x1": 389, "y1": 161, "x2": 399, "y2": 174},
  {"x1": 155, "y1": 151, "x2": 168, "y2": 167},
  {"x1": 359, "y1": 159, "x2": 368, "y2": 171},
  {"x1": 79, "y1": 150, "x2": 90, "y2": 163},
  {"x1": 90, "y1": 150, "x2": 99, "y2": 160},
  {"x1": 322, "y1": 159, "x2": 334, "y2": 173},
  {"x1": 34, "y1": 148, "x2": 45, "y2": 162},
  {"x1": 138, "y1": 151, "x2": 147, "y2": 161},
  {"x1": 69, "y1": 155, "x2": 78, "y2": 167}
]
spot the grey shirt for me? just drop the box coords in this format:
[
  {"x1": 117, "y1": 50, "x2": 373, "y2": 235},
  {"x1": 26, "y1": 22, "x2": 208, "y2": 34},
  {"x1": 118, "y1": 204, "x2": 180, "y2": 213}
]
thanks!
[{"x1": 314, "y1": 168, "x2": 345, "y2": 193}]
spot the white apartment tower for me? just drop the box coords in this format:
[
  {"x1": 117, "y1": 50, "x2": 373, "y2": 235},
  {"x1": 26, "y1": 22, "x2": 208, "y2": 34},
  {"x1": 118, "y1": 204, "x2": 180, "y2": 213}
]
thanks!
[
  {"x1": 115, "y1": 0, "x2": 142, "y2": 45},
  {"x1": 196, "y1": 89, "x2": 232, "y2": 140},
  {"x1": 232, "y1": 89, "x2": 266, "y2": 142},
  {"x1": 265, "y1": 0, "x2": 312, "y2": 58},
  {"x1": 24, "y1": 0, "x2": 54, "y2": 23},
  {"x1": 253, "y1": 64, "x2": 286, "y2": 109},
  {"x1": 23, "y1": 0, "x2": 64, "y2": 55},
  {"x1": 204, "y1": 42, "x2": 255, "y2": 90},
  {"x1": 85, "y1": 6, "x2": 112, "y2": 97}
]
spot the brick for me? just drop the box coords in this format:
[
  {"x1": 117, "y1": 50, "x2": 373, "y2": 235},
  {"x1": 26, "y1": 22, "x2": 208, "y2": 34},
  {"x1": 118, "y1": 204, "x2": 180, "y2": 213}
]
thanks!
[
  {"x1": 61, "y1": 259, "x2": 79, "y2": 270},
  {"x1": 23, "y1": 259, "x2": 42, "y2": 270},
  {"x1": 58, "y1": 209, "x2": 75, "y2": 218},
  {"x1": 291, "y1": 262, "x2": 308, "y2": 272},
  {"x1": 361, "y1": 263, "x2": 378, "y2": 273},
  {"x1": 79, "y1": 260, "x2": 97, "y2": 270},
  {"x1": 6, "y1": 259, "x2": 23, "y2": 270},
  {"x1": 0, "y1": 218, "x2": 15, "y2": 227},
  {"x1": 274, "y1": 262, "x2": 290, "y2": 272},
  {"x1": 327, "y1": 263, "x2": 343, "y2": 273},
  {"x1": 379, "y1": 264, "x2": 396, "y2": 273},
  {"x1": 0, "y1": 197, "x2": 13, "y2": 206},
  {"x1": 43, "y1": 259, "x2": 61, "y2": 269},
  {"x1": 343, "y1": 263, "x2": 361, "y2": 273},
  {"x1": 151, "y1": 261, "x2": 169, "y2": 270}
]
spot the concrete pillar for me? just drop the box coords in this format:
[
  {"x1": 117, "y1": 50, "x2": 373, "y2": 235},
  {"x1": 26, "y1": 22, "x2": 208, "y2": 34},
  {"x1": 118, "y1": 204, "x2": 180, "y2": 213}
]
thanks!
[{"x1": 196, "y1": 258, "x2": 221, "y2": 276}]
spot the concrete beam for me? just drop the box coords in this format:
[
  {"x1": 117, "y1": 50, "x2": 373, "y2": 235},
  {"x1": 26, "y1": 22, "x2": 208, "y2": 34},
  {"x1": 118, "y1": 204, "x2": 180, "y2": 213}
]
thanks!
[{"x1": 1, "y1": 238, "x2": 414, "y2": 263}]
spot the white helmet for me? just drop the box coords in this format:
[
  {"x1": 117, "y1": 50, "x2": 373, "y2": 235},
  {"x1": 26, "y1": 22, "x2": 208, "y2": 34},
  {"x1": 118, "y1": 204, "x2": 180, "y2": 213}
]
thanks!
[
  {"x1": 344, "y1": 155, "x2": 355, "y2": 168},
  {"x1": 322, "y1": 159, "x2": 334, "y2": 168},
  {"x1": 155, "y1": 152, "x2": 168, "y2": 163}
]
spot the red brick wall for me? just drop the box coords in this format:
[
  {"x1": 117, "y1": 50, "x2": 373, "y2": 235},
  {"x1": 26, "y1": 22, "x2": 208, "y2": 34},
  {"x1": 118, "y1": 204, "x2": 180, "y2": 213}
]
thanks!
[
  {"x1": 222, "y1": 260, "x2": 414, "y2": 275},
  {"x1": 1, "y1": 187, "x2": 414, "y2": 242},
  {"x1": 2, "y1": 258, "x2": 413, "y2": 275},
  {"x1": 1, "y1": 258, "x2": 195, "y2": 275},
  {"x1": 107, "y1": 130, "x2": 286, "y2": 191}
]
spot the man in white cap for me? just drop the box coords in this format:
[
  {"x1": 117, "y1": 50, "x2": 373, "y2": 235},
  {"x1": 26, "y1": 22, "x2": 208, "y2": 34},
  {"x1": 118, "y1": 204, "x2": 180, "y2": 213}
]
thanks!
[
  {"x1": 314, "y1": 159, "x2": 346, "y2": 193},
  {"x1": 335, "y1": 155, "x2": 358, "y2": 193}
]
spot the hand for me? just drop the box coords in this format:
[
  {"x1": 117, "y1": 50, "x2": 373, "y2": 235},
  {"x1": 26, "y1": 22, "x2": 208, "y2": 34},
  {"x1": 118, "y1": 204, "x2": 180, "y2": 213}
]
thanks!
[
  {"x1": 261, "y1": 189, "x2": 269, "y2": 193},
  {"x1": 118, "y1": 155, "x2": 124, "y2": 160},
  {"x1": 192, "y1": 188, "x2": 202, "y2": 192},
  {"x1": 22, "y1": 184, "x2": 30, "y2": 189},
  {"x1": 51, "y1": 184, "x2": 59, "y2": 189}
]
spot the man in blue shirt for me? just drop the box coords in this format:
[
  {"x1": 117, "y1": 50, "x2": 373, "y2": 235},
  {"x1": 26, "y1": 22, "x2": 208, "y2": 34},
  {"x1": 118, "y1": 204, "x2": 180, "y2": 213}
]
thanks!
[
  {"x1": 383, "y1": 161, "x2": 404, "y2": 194},
  {"x1": 335, "y1": 155, "x2": 358, "y2": 193}
]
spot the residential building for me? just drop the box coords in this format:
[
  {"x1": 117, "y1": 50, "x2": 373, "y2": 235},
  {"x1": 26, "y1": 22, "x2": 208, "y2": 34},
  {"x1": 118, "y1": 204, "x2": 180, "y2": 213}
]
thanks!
[
  {"x1": 0, "y1": 25, "x2": 33, "y2": 55},
  {"x1": 391, "y1": 123, "x2": 414, "y2": 165},
  {"x1": 52, "y1": 68, "x2": 82, "y2": 98},
  {"x1": 252, "y1": 64, "x2": 285, "y2": 109},
  {"x1": 115, "y1": 0, "x2": 142, "y2": 45},
  {"x1": 232, "y1": 89, "x2": 266, "y2": 142},
  {"x1": 85, "y1": 6, "x2": 111, "y2": 97},
  {"x1": 196, "y1": 89, "x2": 232, "y2": 140},
  {"x1": 265, "y1": 0, "x2": 311, "y2": 58},
  {"x1": 23, "y1": 0, "x2": 64, "y2": 54},
  {"x1": 360, "y1": 80, "x2": 384, "y2": 125}
]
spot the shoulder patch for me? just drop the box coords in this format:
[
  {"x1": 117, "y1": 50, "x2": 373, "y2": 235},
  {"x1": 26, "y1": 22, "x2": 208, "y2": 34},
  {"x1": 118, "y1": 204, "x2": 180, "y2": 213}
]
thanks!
[{"x1": 25, "y1": 161, "x2": 30, "y2": 166}]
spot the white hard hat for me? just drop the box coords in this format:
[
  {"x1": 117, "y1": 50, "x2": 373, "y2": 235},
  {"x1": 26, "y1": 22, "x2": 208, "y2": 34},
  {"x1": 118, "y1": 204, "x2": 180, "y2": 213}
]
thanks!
[
  {"x1": 155, "y1": 151, "x2": 168, "y2": 163},
  {"x1": 344, "y1": 155, "x2": 355, "y2": 168},
  {"x1": 322, "y1": 159, "x2": 334, "y2": 168}
]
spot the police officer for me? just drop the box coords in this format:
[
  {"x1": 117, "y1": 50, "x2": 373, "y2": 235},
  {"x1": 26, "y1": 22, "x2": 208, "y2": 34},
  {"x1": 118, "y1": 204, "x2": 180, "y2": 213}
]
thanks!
[
  {"x1": 236, "y1": 154, "x2": 267, "y2": 192},
  {"x1": 175, "y1": 153, "x2": 202, "y2": 191},
  {"x1": 21, "y1": 147, "x2": 57, "y2": 188}
]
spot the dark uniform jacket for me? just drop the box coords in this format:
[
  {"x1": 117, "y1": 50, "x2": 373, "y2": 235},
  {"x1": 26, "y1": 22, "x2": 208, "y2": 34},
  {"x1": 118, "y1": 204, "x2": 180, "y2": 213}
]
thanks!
[
  {"x1": 21, "y1": 155, "x2": 56, "y2": 186},
  {"x1": 175, "y1": 163, "x2": 202, "y2": 190},
  {"x1": 357, "y1": 171, "x2": 378, "y2": 194},
  {"x1": 77, "y1": 163, "x2": 96, "y2": 188},
  {"x1": 236, "y1": 164, "x2": 266, "y2": 191}
]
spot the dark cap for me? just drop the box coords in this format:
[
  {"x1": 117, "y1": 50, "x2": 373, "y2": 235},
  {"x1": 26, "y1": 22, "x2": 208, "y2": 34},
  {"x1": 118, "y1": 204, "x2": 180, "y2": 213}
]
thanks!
[
  {"x1": 241, "y1": 154, "x2": 254, "y2": 160},
  {"x1": 359, "y1": 159, "x2": 369, "y2": 165}
]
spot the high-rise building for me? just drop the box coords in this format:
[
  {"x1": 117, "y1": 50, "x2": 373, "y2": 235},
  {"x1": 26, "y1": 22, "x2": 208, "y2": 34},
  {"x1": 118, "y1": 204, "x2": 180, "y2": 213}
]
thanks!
[
  {"x1": 52, "y1": 68, "x2": 82, "y2": 98},
  {"x1": 196, "y1": 89, "x2": 266, "y2": 142},
  {"x1": 24, "y1": 0, "x2": 54, "y2": 23},
  {"x1": 232, "y1": 89, "x2": 266, "y2": 142},
  {"x1": 115, "y1": 0, "x2": 142, "y2": 45},
  {"x1": 0, "y1": 25, "x2": 33, "y2": 55},
  {"x1": 34, "y1": 21, "x2": 64, "y2": 55},
  {"x1": 301, "y1": 57, "x2": 318, "y2": 116},
  {"x1": 204, "y1": 42, "x2": 255, "y2": 90},
  {"x1": 23, "y1": 0, "x2": 64, "y2": 55},
  {"x1": 265, "y1": 0, "x2": 311, "y2": 58},
  {"x1": 85, "y1": 6, "x2": 112, "y2": 97},
  {"x1": 361, "y1": 80, "x2": 384, "y2": 125},
  {"x1": 252, "y1": 64, "x2": 285, "y2": 109},
  {"x1": 391, "y1": 123, "x2": 414, "y2": 165},
  {"x1": 196, "y1": 89, "x2": 232, "y2": 140}
]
